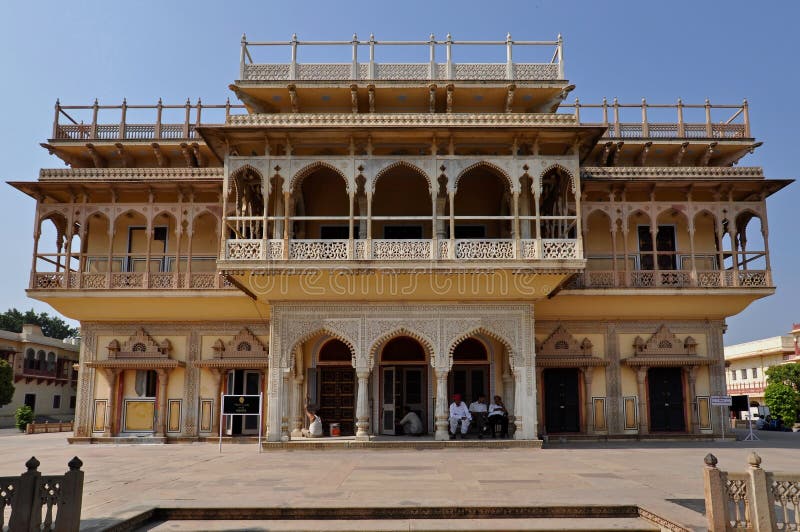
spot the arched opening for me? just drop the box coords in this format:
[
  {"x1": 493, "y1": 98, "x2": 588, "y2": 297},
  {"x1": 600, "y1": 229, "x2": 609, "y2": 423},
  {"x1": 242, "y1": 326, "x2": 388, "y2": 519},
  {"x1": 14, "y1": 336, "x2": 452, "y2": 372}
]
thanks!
[
  {"x1": 112, "y1": 210, "x2": 148, "y2": 273},
  {"x1": 148, "y1": 212, "x2": 177, "y2": 273},
  {"x1": 539, "y1": 168, "x2": 577, "y2": 239},
  {"x1": 449, "y1": 337, "x2": 490, "y2": 406},
  {"x1": 84, "y1": 212, "x2": 111, "y2": 273},
  {"x1": 315, "y1": 338, "x2": 355, "y2": 436},
  {"x1": 735, "y1": 212, "x2": 767, "y2": 271},
  {"x1": 292, "y1": 166, "x2": 351, "y2": 240},
  {"x1": 36, "y1": 213, "x2": 67, "y2": 275},
  {"x1": 628, "y1": 210, "x2": 653, "y2": 272},
  {"x1": 189, "y1": 212, "x2": 219, "y2": 275},
  {"x1": 378, "y1": 335, "x2": 429, "y2": 435},
  {"x1": 372, "y1": 165, "x2": 432, "y2": 239},
  {"x1": 227, "y1": 166, "x2": 264, "y2": 239},
  {"x1": 584, "y1": 210, "x2": 614, "y2": 279},
  {"x1": 24, "y1": 348, "x2": 35, "y2": 371},
  {"x1": 46, "y1": 352, "x2": 56, "y2": 373},
  {"x1": 453, "y1": 165, "x2": 512, "y2": 239},
  {"x1": 692, "y1": 211, "x2": 719, "y2": 272},
  {"x1": 36, "y1": 350, "x2": 46, "y2": 372},
  {"x1": 654, "y1": 208, "x2": 688, "y2": 272}
]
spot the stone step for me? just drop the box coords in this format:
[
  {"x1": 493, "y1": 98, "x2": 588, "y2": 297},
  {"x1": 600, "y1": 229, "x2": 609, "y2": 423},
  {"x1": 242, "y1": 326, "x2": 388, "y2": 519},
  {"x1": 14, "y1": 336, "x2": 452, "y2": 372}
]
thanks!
[{"x1": 138, "y1": 517, "x2": 660, "y2": 531}]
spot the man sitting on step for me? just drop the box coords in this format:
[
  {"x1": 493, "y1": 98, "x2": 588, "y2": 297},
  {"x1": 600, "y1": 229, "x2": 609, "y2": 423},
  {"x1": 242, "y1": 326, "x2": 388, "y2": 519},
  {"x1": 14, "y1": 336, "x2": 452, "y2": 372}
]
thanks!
[{"x1": 449, "y1": 393, "x2": 472, "y2": 439}]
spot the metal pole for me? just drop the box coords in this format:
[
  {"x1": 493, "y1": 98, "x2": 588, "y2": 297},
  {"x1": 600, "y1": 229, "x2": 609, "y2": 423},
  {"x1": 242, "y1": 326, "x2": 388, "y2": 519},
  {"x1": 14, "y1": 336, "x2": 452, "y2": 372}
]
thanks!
[
  {"x1": 219, "y1": 392, "x2": 224, "y2": 453},
  {"x1": 258, "y1": 392, "x2": 263, "y2": 452}
]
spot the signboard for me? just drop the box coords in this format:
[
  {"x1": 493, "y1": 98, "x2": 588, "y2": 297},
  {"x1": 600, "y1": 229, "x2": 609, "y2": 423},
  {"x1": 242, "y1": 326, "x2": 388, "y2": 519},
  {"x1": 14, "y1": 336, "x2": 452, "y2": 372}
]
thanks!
[
  {"x1": 222, "y1": 394, "x2": 261, "y2": 415},
  {"x1": 710, "y1": 395, "x2": 732, "y2": 407}
]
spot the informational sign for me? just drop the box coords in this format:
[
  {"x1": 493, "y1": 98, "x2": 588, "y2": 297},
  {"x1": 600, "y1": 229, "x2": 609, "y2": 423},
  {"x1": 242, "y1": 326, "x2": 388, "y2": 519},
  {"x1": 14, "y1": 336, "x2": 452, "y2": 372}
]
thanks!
[
  {"x1": 222, "y1": 394, "x2": 261, "y2": 415},
  {"x1": 710, "y1": 395, "x2": 732, "y2": 407}
]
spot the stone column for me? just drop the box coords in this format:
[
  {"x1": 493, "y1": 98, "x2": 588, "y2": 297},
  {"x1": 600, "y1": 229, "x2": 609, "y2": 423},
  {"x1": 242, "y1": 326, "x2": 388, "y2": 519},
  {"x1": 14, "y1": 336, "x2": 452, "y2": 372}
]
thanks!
[
  {"x1": 355, "y1": 368, "x2": 371, "y2": 440},
  {"x1": 534, "y1": 367, "x2": 544, "y2": 437},
  {"x1": 211, "y1": 369, "x2": 225, "y2": 437},
  {"x1": 102, "y1": 368, "x2": 119, "y2": 437},
  {"x1": 513, "y1": 368, "x2": 524, "y2": 439},
  {"x1": 265, "y1": 364, "x2": 284, "y2": 442},
  {"x1": 290, "y1": 373, "x2": 305, "y2": 438},
  {"x1": 636, "y1": 366, "x2": 649, "y2": 435},
  {"x1": 280, "y1": 370, "x2": 290, "y2": 441},
  {"x1": 583, "y1": 367, "x2": 594, "y2": 435},
  {"x1": 434, "y1": 368, "x2": 450, "y2": 440},
  {"x1": 687, "y1": 366, "x2": 699, "y2": 434},
  {"x1": 156, "y1": 368, "x2": 168, "y2": 437}
]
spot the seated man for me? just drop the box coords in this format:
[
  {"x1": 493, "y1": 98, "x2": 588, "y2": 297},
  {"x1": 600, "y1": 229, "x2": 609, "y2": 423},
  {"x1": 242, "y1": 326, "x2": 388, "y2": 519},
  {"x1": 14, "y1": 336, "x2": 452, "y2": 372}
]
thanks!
[
  {"x1": 449, "y1": 393, "x2": 471, "y2": 439},
  {"x1": 300, "y1": 407, "x2": 323, "y2": 438},
  {"x1": 397, "y1": 406, "x2": 424, "y2": 436},
  {"x1": 488, "y1": 395, "x2": 509, "y2": 438},
  {"x1": 469, "y1": 394, "x2": 489, "y2": 438}
]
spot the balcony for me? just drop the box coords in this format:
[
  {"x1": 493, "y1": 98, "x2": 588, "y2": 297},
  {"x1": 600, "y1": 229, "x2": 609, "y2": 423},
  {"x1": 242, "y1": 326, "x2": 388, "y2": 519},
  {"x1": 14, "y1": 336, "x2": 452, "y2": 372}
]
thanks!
[
  {"x1": 568, "y1": 269, "x2": 771, "y2": 289},
  {"x1": 238, "y1": 34, "x2": 564, "y2": 82},
  {"x1": 31, "y1": 270, "x2": 234, "y2": 291},
  {"x1": 727, "y1": 381, "x2": 766, "y2": 395}
]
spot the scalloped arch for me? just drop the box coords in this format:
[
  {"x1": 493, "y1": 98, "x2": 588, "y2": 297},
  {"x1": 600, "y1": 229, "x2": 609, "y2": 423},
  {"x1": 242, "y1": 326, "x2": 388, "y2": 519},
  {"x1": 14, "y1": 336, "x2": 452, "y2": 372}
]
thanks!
[
  {"x1": 454, "y1": 161, "x2": 514, "y2": 192},
  {"x1": 372, "y1": 161, "x2": 432, "y2": 194},
  {"x1": 447, "y1": 327, "x2": 513, "y2": 361},
  {"x1": 369, "y1": 327, "x2": 435, "y2": 366},
  {"x1": 287, "y1": 327, "x2": 357, "y2": 368},
  {"x1": 540, "y1": 163, "x2": 577, "y2": 194},
  {"x1": 289, "y1": 161, "x2": 350, "y2": 194}
]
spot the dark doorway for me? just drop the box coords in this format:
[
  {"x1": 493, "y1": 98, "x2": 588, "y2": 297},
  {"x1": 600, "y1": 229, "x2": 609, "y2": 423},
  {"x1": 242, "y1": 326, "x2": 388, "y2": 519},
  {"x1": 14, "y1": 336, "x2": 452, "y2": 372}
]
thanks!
[
  {"x1": 648, "y1": 367, "x2": 685, "y2": 432},
  {"x1": 543, "y1": 368, "x2": 580, "y2": 433},
  {"x1": 318, "y1": 366, "x2": 356, "y2": 436},
  {"x1": 449, "y1": 337, "x2": 490, "y2": 403},
  {"x1": 226, "y1": 370, "x2": 261, "y2": 436},
  {"x1": 24, "y1": 393, "x2": 36, "y2": 412},
  {"x1": 638, "y1": 225, "x2": 677, "y2": 270},
  {"x1": 379, "y1": 336, "x2": 428, "y2": 435}
]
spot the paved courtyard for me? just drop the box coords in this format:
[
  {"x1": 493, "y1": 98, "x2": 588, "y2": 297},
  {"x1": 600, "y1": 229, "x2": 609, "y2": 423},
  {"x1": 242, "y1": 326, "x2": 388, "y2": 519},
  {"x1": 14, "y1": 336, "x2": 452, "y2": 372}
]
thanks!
[{"x1": 1, "y1": 428, "x2": 798, "y2": 530}]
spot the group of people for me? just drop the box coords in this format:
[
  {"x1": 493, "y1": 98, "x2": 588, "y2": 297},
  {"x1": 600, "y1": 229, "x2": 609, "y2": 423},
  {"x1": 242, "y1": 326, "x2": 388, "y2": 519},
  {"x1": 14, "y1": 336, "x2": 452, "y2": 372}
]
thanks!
[
  {"x1": 299, "y1": 392, "x2": 511, "y2": 439},
  {"x1": 447, "y1": 393, "x2": 509, "y2": 439}
]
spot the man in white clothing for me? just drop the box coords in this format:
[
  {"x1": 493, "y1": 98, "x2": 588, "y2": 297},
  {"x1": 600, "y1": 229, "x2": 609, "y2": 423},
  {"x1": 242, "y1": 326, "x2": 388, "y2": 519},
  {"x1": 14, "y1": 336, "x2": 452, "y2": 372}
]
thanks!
[
  {"x1": 397, "y1": 406, "x2": 424, "y2": 436},
  {"x1": 469, "y1": 394, "x2": 489, "y2": 438},
  {"x1": 449, "y1": 393, "x2": 471, "y2": 439},
  {"x1": 301, "y1": 408, "x2": 323, "y2": 438}
]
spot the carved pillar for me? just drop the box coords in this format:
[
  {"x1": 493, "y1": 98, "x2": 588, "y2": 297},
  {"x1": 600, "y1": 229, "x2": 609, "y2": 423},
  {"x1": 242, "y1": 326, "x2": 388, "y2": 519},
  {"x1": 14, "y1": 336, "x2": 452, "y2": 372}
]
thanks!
[
  {"x1": 106, "y1": 225, "x2": 115, "y2": 288},
  {"x1": 435, "y1": 196, "x2": 447, "y2": 239},
  {"x1": 272, "y1": 187, "x2": 284, "y2": 239},
  {"x1": 434, "y1": 367, "x2": 450, "y2": 440},
  {"x1": 348, "y1": 191, "x2": 355, "y2": 258},
  {"x1": 535, "y1": 367, "x2": 544, "y2": 436},
  {"x1": 280, "y1": 370, "x2": 290, "y2": 441},
  {"x1": 211, "y1": 368, "x2": 226, "y2": 437},
  {"x1": 265, "y1": 364, "x2": 284, "y2": 442},
  {"x1": 502, "y1": 367, "x2": 514, "y2": 415},
  {"x1": 583, "y1": 367, "x2": 594, "y2": 434},
  {"x1": 610, "y1": 217, "x2": 618, "y2": 286},
  {"x1": 761, "y1": 213, "x2": 771, "y2": 274},
  {"x1": 687, "y1": 366, "x2": 699, "y2": 434},
  {"x1": 102, "y1": 368, "x2": 119, "y2": 437},
  {"x1": 729, "y1": 227, "x2": 740, "y2": 286},
  {"x1": 650, "y1": 219, "x2": 659, "y2": 285},
  {"x1": 282, "y1": 191, "x2": 291, "y2": 260},
  {"x1": 290, "y1": 373, "x2": 304, "y2": 437},
  {"x1": 621, "y1": 223, "x2": 629, "y2": 287},
  {"x1": 156, "y1": 368, "x2": 168, "y2": 437},
  {"x1": 357, "y1": 193, "x2": 368, "y2": 240},
  {"x1": 355, "y1": 368, "x2": 371, "y2": 440},
  {"x1": 185, "y1": 222, "x2": 194, "y2": 287},
  {"x1": 448, "y1": 190, "x2": 455, "y2": 258},
  {"x1": 366, "y1": 191, "x2": 373, "y2": 257},
  {"x1": 513, "y1": 367, "x2": 524, "y2": 438},
  {"x1": 688, "y1": 220, "x2": 698, "y2": 286},
  {"x1": 519, "y1": 184, "x2": 531, "y2": 239},
  {"x1": 636, "y1": 366, "x2": 649, "y2": 435}
]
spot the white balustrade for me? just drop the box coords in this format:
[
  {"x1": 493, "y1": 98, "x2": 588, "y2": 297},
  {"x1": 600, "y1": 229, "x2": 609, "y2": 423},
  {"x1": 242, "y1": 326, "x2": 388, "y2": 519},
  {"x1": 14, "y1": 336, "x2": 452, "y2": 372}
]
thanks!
[{"x1": 454, "y1": 239, "x2": 514, "y2": 260}]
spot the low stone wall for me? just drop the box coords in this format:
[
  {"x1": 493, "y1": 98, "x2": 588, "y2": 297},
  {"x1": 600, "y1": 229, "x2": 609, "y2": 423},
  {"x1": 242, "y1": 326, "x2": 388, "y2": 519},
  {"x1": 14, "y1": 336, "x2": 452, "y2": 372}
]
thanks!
[{"x1": 26, "y1": 421, "x2": 74, "y2": 434}]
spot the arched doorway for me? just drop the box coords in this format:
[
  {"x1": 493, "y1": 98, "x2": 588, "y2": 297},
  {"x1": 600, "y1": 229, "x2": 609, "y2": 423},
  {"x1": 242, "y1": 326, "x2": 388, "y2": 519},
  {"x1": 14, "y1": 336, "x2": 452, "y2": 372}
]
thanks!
[
  {"x1": 448, "y1": 337, "x2": 490, "y2": 404},
  {"x1": 378, "y1": 336, "x2": 428, "y2": 435},
  {"x1": 543, "y1": 368, "x2": 580, "y2": 433},
  {"x1": 647, "y1": 367, "x2": 686, "y2": 432},
  {"x1": 316, "y1": 339, "x2": 355, "y2": 436}
]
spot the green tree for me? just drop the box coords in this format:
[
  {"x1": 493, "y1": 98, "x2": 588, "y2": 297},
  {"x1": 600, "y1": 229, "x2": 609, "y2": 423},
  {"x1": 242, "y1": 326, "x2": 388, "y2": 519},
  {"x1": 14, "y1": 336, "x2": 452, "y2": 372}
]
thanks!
[
  {"x1": 0, "y1": 359, "x2": 14, "y2": 408},
  {"x1": 0, "y1": 308, "x2": 78, "y2": 340},
  {"x1": 15, "y1": 405, "x2": 34, "y2": 432},
  {"x1": 764, "y1": 363, "x2": 800, "y2": 424}
]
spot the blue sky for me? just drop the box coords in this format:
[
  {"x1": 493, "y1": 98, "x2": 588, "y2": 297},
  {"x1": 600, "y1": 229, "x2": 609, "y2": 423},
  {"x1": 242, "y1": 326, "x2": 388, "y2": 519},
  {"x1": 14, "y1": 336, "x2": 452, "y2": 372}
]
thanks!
[{"x1": 0, "y1": 0, "x2": 797, "y2": 345}]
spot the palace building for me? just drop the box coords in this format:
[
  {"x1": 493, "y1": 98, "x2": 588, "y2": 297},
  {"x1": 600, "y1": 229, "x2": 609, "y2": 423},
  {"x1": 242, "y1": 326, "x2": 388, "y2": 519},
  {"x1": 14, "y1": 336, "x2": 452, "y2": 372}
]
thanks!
[{"x1": 9, "y1": 34, "x2": 791, "y2": 443}]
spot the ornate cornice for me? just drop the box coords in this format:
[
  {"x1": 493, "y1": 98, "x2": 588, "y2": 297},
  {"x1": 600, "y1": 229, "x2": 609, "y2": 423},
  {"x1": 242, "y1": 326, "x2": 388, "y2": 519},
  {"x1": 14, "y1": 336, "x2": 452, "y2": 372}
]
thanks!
[
  {"x1": 623, "y1": 356, "x2": 714, "y2": 367},
  {"x1": 581, "y1": 166, "x2": 764, "y2": 180},
  {"x1": 225, "y1": 112, "x2": 579, "y2": 128},
  {"x1": 38, "y1": 167, "x2": 223, "y2": 181},
  {"x1": 86, "y1": 360, "x2": 183, "y2": 369},
  {"x1": 194, "y1": 359, "x2": 268, "y2": 369}
]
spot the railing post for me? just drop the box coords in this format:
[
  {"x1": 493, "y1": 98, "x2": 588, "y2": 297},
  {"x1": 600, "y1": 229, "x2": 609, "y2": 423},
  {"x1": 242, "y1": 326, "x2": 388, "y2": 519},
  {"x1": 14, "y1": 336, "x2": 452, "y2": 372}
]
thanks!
[
  {"x1": 676, "y1": 98, "x2": 685, "y2": 137},
  {"x1": 573, "y1": 97, "x2": 580, "y2": 121},
  {"x1": 702, "y1": 454, "x2": 730, "y2": 531},
  {"x1": 225, "y1": 97, "x2": 231, "y2": 121},
  {"x1": 446, "y1": 33, "x2": 453, "y2": 80},
  {"x1": 9, "y1": 457, "x2": 40, "y2": 531},
  {"x1": 195, "y1": 98, "x2": 202, "y2": 128},
  {"x1": 119, "y1": 98, "x2": 127, "y2": 140},
  {"x1": 239, "y1": 33, "x2": 247, "y2": 80},
  {"x1": 55, "y1": 457, "x2": 84, "y2": 532},
  {"x1": 369, "y1": 33, "x2": 375, "y2": 79},
  {"x1": 601, "y1": 97, "x2": 608, "y2": 127},
  {"x1": 290, "y1": 33, "x2": 298, "y2": 80},
  {"x1": 557, "y1": 33, "x2": 564, "y2": 79},
  {"x1": 155, "y1": 98, "x2": 163, "y2": 139},
  {"x1": 91, "y1": 98, "x2": 99, "y2": 139},
  {"x1": 705, "y1": 98, "x2": 713, "y2": 137},
  {"x1": 641, "y1": 98, "x2": 649, "y2": 137},
  {"x1": 746, "y1": 452, "x2": 777, "y2": 532},
  {"x1": 52, "y1": 99, "x2": 61, "y2": 139},
  {"x1": 429, "y1": 33, "x2": 436, "y2": 80},
  {"x1": 351, "y1": 33, "x2": 359, "y2": 79},
  {"x1": 506, "y1": 32, "x2": 514, "y2": 80},
  {"x1": 743, "y1": 98, "x2": 751, "y2": 137},
  {"x1": 183, "y1": 98, "x2": 191, "y2": 138},
  {"x1": 612, "y1": 97, "x2": 620, "y2": 137}
]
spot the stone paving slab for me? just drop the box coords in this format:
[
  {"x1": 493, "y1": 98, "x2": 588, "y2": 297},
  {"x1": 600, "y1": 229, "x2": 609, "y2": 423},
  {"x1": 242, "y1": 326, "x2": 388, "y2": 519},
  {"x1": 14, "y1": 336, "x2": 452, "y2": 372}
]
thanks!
[{"x1": 0, "y1": 428, "x2": 797, "y2": 531}]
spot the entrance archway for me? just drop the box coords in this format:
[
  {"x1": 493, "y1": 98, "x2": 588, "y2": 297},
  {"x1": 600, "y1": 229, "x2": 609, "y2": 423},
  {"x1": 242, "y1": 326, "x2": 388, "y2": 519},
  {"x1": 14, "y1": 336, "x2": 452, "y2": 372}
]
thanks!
[
  {"x1": 316, "y1": 339, "x2": 356, "y2": 436},
  {"x1": 647, "y1": 367, "x2": 686, "y2": 432},
  {"x1": 378, "y1": 336, "x2": 428, "y2": 435},
  {"x1": 448, "y1": 337, "x2": 490, "y2": 404}
]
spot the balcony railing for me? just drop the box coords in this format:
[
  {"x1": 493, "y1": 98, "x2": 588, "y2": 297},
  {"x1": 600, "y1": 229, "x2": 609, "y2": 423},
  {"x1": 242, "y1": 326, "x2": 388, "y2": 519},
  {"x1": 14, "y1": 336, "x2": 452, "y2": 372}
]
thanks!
[
  {"x1": 568, "y1": 269, "x2": 771, "y2": 289},
  {"x1": 31, "y1": 271, "x2": 235, "y2": 290},
  {"x1": 50, "y1": 100, "x2": 246, "y2": 141},
  {"x1": 561, "y1": 99, "x2": 751, "y2": 139},
  {"x1": 224, "y1": 238, "x2": 579, "y2": 262},
  {"x1": 239, "y1": 33, "x2": 564, "y2": 81},
  {"x1": 727, "y1": 381, "x2": 766, "y2": 395}
]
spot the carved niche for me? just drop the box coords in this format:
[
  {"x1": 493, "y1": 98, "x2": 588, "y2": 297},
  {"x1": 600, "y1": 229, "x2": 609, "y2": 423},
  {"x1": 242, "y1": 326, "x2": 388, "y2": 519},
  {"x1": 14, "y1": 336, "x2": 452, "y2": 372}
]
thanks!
[
  {"x1": 108, "y1": 328, "x2": 171, "y2": 359},
  {"x1": 212, "y1": 328, "x2": 268, "y2": 359},
  {"x1": 633, "y1": 325, "x2": 697, "y2": 356},
  {"x1": 538, "y1": 325, "x2": 593, "y2": 357}
]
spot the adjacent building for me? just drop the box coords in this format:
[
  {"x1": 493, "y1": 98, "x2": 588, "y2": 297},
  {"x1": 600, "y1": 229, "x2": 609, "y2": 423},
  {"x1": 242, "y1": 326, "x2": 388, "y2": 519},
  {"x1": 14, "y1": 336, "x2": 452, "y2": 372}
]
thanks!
[
  {"x1": 0, "y1": 324, "x2": 80, "y2": 428},
  {"x1": 724, "y1": 324, "x2": 800, "y2": 405},
  {"x1": 8, "y1": 34, "x2": 792, "y2": 443}
]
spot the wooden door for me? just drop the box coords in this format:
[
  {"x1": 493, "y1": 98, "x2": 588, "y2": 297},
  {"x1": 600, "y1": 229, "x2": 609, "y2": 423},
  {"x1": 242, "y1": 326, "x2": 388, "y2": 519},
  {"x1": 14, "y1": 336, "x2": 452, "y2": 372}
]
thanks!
[
  {"x1": 544, "y1": 368, "x2": 580, "y2": 433},
  {"x1": 318, "y1": 366, "x2": 355, "y2": 436},
  {"x1": 648, "y1": 367, "x2": 685, "y2": 432}
]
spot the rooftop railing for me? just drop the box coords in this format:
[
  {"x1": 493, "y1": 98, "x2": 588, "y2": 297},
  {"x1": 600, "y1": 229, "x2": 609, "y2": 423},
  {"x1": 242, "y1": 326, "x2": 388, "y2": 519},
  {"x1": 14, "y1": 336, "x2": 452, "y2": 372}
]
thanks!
[
  {"x1": 239, "y1": 33, "x2": 564, "y2": 81},
  {"x1": 562, "y1": 98, "x2": 751, "y2": 139}
]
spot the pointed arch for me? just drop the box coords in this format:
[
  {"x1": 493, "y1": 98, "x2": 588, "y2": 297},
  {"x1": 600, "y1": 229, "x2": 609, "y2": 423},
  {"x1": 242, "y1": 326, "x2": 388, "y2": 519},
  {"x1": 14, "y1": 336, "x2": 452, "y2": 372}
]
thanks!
[
  {"x1": 369, "y1": 327, "x2": 435, "y2": 367},
  {"x1": 447, "y1": 326, "x2": 514, "y2": 364},
  {"x1": 454, "y1": 161, "x2": 514, "y2": 192},
  {"x1": 539, "y1": 163, "x2": 577, "y2": 194},
  {"x1": 372, "y1": 161, "x2": 432, "y2": 193},
  {"x1": 288, "y1": 327, "x2": 357, "y2": 368},
  {"x1": 290, "y1": 161, "x2": 350, "y2": 194}
]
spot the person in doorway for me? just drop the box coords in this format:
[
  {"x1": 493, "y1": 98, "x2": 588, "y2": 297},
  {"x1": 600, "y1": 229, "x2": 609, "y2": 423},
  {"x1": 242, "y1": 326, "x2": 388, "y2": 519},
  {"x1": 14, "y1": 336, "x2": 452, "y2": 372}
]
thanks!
[
  {"x1": 469, "y1": 394, "x2": 489, "y2": 438},
  {"x1": 449, "y1": 393, "x2": 471, "y2": 439},
  {"x1": 488, "y1": 395, "x2": 509, "y2": 438},
  {"x1": 397, "y1": 406, "x2": 424, "y2": 436},
  {"x1": 301, "y1": 407, "x2": 323, "y2": 438}
]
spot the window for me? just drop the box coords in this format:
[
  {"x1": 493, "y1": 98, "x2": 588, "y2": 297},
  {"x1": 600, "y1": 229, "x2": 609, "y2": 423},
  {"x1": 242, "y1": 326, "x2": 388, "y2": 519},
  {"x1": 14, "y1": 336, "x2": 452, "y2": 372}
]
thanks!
[
  {"x1": 69, "y1": 396, "x2": 76, "y2": 409},
  {"x1": 740, "y1": 369, "x2": 747, "y2": 380},
  {"x1": 135, "y1": 370, "x2": 158, "y2": 397},
  {"x1": 24, "y1": 394, "x2": 36, "y2": 411},
  {"x1": 24, "y1": 348, "x2": 35, "y2": 370},
  {"x1": 731, "y1": 370, "x2": 737, "y2": 381},
  {"x1": 752, "y1": 367, "x2": 759, "y2": 379},
  {"x1": 52, "y1": 395, "x2": 61, "y2": 409},
  {"x1": 638, "y1": 225, "x2": 677, "y2": 270}
]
